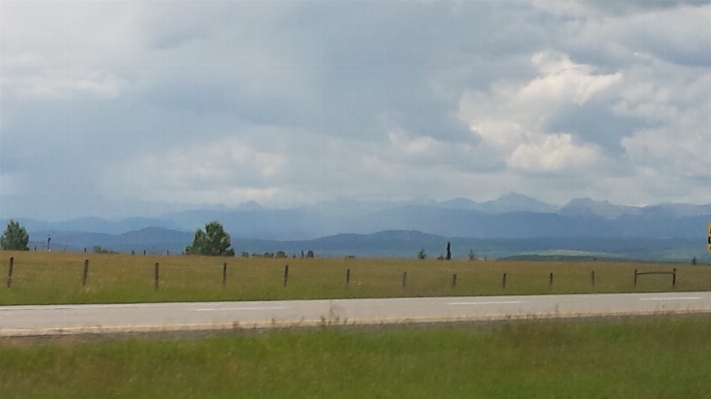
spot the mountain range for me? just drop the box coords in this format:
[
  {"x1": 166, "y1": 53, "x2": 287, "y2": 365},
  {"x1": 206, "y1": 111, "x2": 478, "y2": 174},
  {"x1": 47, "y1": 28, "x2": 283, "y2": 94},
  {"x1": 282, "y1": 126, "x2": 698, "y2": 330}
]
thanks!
[
  {"x1": 22, "y1": 228, "x2": 708, "y2": 263},
  {"x1": 4, "y1": 193, "x2": 711, "y2": 261}
]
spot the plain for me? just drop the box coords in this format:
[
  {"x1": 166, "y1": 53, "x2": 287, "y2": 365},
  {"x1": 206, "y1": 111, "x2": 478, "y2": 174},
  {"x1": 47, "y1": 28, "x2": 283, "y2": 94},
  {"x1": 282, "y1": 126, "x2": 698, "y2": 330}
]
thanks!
[{"x1": 1, "y1": 251, "x2": 709, "y2": 305}]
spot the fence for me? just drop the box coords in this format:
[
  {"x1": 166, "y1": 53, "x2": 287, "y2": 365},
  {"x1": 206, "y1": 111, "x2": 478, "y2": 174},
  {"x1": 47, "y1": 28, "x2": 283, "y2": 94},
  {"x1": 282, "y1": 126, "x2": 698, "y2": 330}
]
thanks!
[
  {"x1": 634, "y1": 268, "x2": 677, "y2": 287},
  {"x1": 4, "y1": 256, "x2": 699, "y2": 293}
]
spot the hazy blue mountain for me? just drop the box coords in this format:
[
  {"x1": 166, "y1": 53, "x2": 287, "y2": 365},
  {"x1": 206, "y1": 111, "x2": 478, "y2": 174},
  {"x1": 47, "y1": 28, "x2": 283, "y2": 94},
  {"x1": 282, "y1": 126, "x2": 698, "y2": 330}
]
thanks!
[
  {"x1": 642, "y1": 203, "x2": 711, "y2": 217},
  {"x1": 235, "y1": 200, "x2": 263, "y2": 211},
  {"x1": 436, "y1": 193, "x2": 558, "y2": 213},
  {"x1": 1, "y1": 217, "x2": 181, "y2": 235},
  {"x1": 29, "y1": 227, "x2": 193, "y2": 254},
  {"x1": 4, "y1": 195, "x2": 711, "y2": 245},
  {"x1": 559, "y1": 198, "x2": 711, "y2": 219},
  {"x1": 159, "y1": 208, "x2": 317, "y2": 240},
  {"x1": 158, "y1": 193, "x2": 560, "y2": 239},
  {"x1": 475, "y1": 192, "x2": 559, "y2": 213},
  {"x1": 24, "y1": 228, "x2": 709, "y2": 263},
  {"x1": 436, "y1": 198, "x2": 479, "y2": 209},
  {"x1": 559, "y1": 198, "x2": 643, "y2": 218},
  {"x1": 153, "y1": 199, "x2": 711, "y2": 241}
]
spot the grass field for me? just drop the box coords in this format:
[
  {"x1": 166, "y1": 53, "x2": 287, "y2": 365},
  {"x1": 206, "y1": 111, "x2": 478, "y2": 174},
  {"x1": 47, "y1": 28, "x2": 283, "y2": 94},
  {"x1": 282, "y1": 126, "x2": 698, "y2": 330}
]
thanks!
[
  {"x1": 1, "y1": 316, "x2": 710, "y2": 398},
  {"x1": 1, "y1": 251, "x2": 709, "y2": 305}
]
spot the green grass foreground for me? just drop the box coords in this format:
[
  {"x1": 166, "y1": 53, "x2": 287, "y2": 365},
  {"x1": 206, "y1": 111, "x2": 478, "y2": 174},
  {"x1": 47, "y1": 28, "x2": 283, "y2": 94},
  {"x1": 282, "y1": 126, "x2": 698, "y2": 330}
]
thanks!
[
  {"x1": 1, "y1": 251, "x2": 710, "y2": 305},
  {"x1": 1, "y1": 316, "x2": 711, "y2": 398}
]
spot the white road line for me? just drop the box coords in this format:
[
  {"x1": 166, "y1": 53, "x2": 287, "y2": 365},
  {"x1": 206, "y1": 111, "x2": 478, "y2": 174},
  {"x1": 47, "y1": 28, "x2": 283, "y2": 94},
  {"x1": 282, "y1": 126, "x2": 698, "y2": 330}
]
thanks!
[
  {"x1": 639, "y1": 297, "x2": 702, "y2": 301},
  {"x1": 448, "y1": 301, "x2": 527, "y2": 305},
  {"x1": 193, "y1": 306, "x2": 288, "y2": 312},
  {"x1": 0, "y1": 303, "x2": 180, "y2": 311}
]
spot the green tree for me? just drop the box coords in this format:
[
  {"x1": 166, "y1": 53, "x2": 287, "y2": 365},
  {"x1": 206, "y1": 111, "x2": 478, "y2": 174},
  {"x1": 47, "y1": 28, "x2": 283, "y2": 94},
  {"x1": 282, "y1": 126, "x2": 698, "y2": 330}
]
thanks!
[
  {"x1": 93, "y1": 245, "x2": 116, "y2": 254},
  {"x1": 1, "y1": 220, "x2": 30, "y2": 251},
  {"x1": 417, "y1": 249, "x2": 426, "y2": 260},
  {"x1": 185, "y1": 221, "x2": 235, "y2": 256}
]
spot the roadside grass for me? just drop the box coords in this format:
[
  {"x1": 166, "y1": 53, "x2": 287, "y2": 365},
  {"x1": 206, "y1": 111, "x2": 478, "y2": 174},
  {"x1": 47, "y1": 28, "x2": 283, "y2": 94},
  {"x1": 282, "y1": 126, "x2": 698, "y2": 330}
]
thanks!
[
  {"x1": 1, "y1": 251, "x2": 709, "y2": 305},
  {"x1": 1, "y1": 316, "x2": 711, "y2": 398}
]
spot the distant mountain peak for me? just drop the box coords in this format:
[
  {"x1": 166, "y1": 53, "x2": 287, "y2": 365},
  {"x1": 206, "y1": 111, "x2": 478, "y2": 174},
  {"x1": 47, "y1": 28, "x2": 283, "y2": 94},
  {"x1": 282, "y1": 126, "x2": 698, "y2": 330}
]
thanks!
[
  {"x1": 560, "y1": 198, "x2": 642, "y2": 218},
  {"x1": 236, "y1": 200, "x2": 262, "y2": 211},
  {"x1": 498, "y1": 191, "x2": 530, "y2": 200},
  {"x1": 478, "y1": 192, "x2": 558, "y2": 214}
]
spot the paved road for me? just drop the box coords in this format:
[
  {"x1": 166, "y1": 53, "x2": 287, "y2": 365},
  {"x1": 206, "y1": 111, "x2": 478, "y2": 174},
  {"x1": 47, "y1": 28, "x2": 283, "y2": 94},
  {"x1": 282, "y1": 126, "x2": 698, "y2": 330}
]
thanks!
[{"x1": 2, "y1": 292, "x2": 711, "y2": 336}]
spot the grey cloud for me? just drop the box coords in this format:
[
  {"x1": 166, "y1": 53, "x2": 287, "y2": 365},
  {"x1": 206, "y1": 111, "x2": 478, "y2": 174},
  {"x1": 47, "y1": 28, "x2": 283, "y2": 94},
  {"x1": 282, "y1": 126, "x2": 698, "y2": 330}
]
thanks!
[
  {"x1": 647, "y1": 42, "x2": 711, "y2": 68},
  {"x1": 582, "y1": 0, "x2": 711, "y2": 16},
  {"x1": 319, "y1": 1, "x2": 547, "y2": 140},
  {"x1": 132, "y1": 1, "x2": 547, "y2": 143},
  {"x1": 2, "y1": 1, "x2": 711, "y2": 219},
  {"x1": 573, "y1": 4, "x2": 711, "y2": 68},
  {"x1": 547, "y1": 100, "x2": 660, "y2": 155}
]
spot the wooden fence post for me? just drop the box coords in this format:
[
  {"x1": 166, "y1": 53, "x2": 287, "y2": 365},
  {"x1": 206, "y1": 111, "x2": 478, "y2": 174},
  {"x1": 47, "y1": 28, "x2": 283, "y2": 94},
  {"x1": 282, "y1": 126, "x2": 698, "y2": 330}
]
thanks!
[
  {"x1": 452, "y1": 274, "x2": 457, "y2": 289},
  {"x1": 591, "y1": 271, "x2": 595, "y2": 286},
  {"x1": 222, "y1": 262, "x2": 227, "y2": 287},
  {"x1": 154, "y1": 263, "x2": 159, "y2": 290},
  {"x1": 549, "y1": 272, "x2": 553, "y2": 288},
  {"x1": 6, "y1": 257, "x2": 14, "y2": 288},
  {"x1": 634, "y1": 269, "x2": 638, "y2": 287},
  {"x1": 345, "y1": 268, "x2": 350, "y2": 288},
  {"x1": 672, "y1": 268, "x2": 677, "y2": 287},
  {"x1": 502, "y1": 272, "x2": 507, "y2": 289},
  {"x1": 82, "y1": 259, "x2": 89, "y2": 286},
  {"x1": 283, "y1": 265, "x2": 289, "y2": 287},
  {"x1": 402, "y1": 272, "x2": 407, "y2": 288}
]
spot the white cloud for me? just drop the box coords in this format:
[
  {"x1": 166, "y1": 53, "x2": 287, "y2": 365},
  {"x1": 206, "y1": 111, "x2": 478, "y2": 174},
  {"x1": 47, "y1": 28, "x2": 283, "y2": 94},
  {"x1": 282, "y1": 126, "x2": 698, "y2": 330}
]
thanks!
[
  {"x1": 0, "y1": 1, "x2": 138, "y2": 101},
  {"x1": 610, "y1": 61, "x2": 711, "y2": 185},
  {"x1": 508, "y1": 133, "x2": 599, "y2": 171},
  {"x1": 526, "y1": 52, "x2": 621, "y2": 106},
  {"x1": 622, "y1": 124, "x2": 711, "y2": 178},
  {"x1": 387, "y1": 130, "x2": 439, "y2": 157},
  {"x1": 101, "y1": 135, "x2": 285, "y2": 205},
  {"x1": 612, "y1": 80, "x2": 679, "y2": 122},
  {"x1": 459, "y1": 52, "x2": 617, "y2": 172}
]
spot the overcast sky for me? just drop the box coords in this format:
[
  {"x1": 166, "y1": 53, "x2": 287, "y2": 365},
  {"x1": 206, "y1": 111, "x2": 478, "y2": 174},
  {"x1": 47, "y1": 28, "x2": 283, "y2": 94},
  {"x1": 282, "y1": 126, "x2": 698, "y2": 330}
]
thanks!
[{"x1": 2, "y1": 0, "x2": 711, "y2": 221}]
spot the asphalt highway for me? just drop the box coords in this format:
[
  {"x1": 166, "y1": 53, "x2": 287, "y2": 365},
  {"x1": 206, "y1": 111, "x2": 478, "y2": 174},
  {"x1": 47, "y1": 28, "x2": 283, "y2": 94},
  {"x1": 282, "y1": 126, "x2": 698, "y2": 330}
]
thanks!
[{"x1": 2, "y1": 292, "x2": 711, "y2": 336}]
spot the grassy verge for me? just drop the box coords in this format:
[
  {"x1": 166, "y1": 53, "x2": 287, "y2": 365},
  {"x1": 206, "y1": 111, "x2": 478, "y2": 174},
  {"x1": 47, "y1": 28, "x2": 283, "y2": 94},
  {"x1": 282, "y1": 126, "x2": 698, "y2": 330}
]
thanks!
[
  {"x1": 2, "y1": 316, "x2": 711, "y2": 398},
  {"x1": 1, "y1": 251, "x2": 709, "y2": 305}
]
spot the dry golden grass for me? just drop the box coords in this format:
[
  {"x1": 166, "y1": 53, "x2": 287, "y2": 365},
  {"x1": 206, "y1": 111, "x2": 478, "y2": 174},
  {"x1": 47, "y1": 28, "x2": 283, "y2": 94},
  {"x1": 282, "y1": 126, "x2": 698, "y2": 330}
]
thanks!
[{"x1": 1, "y1": 250, "x2": 709, "y2": 305}]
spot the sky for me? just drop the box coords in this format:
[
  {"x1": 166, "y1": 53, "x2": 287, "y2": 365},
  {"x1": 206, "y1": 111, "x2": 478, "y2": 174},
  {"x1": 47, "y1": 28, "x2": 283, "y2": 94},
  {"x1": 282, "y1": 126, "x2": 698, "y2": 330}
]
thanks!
[{"x1": 2, "y1": 0, "x2": 711, "y2": 221}]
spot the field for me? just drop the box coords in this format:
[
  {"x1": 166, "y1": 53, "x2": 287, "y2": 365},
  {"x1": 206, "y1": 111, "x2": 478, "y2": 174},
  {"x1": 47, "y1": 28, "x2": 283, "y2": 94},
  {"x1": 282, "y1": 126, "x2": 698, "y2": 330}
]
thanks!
[
  {"x1": 1, "y1": 251, "x2": 709, "y2": 305},
  {"x1": 1, "y1": 315, "x2": 710, "y2": 398}
]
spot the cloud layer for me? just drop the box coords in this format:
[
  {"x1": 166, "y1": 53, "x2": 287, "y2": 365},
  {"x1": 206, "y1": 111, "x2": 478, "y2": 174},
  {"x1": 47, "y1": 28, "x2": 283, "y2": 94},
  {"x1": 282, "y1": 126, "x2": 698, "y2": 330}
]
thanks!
[{"x1": 2, "y1": 1, "x2": 711, "y2": 220}]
